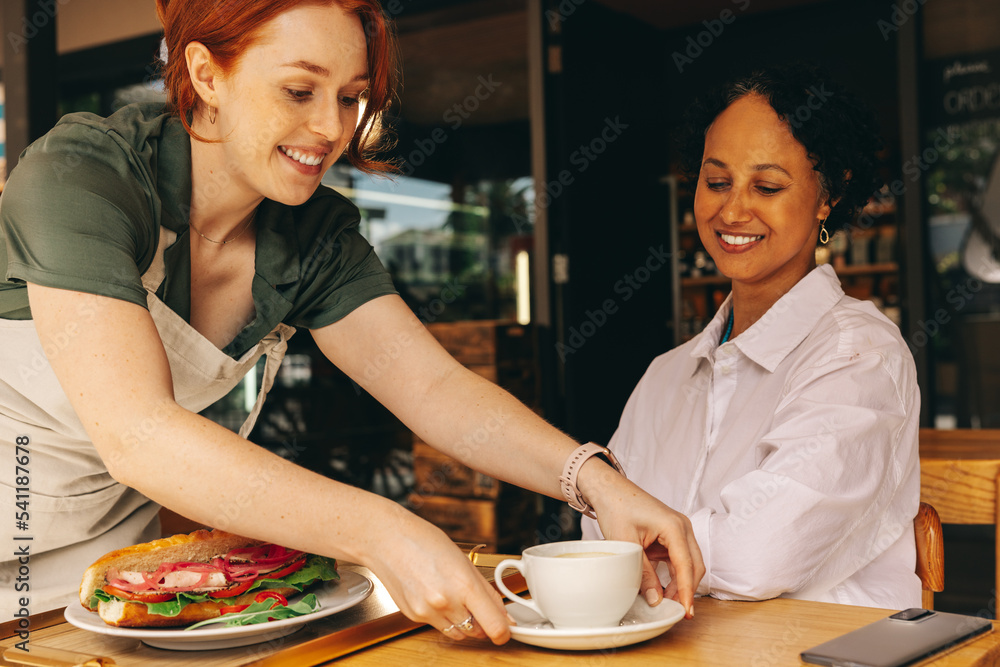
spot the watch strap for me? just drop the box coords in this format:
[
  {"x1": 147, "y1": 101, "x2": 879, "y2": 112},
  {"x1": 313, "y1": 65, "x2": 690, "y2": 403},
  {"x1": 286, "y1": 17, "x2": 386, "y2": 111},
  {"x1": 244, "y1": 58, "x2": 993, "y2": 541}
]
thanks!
[{"x1": 558, "y1": 443, "x2": 626, "y2": 519}]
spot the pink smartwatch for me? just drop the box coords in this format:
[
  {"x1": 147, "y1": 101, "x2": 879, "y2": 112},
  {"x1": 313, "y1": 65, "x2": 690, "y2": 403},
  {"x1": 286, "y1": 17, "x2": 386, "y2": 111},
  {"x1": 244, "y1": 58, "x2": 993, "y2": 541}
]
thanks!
[{"x1": 558, "y1": 443, "x2": 627, "y2": 519}]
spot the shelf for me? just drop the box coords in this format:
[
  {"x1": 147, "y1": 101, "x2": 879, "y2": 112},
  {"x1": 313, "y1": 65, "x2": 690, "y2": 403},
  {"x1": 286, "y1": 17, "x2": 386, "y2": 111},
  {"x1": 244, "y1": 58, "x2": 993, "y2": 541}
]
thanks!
[
  {"x1": 861, "y1": 200, "x2": 897, "y2": 217},
  {"x1": 681, "y1": 275, "x2": 731, "y2": 287},
  {"x1": 831, "y1": 262, "x2": 899, "y2": 276}
]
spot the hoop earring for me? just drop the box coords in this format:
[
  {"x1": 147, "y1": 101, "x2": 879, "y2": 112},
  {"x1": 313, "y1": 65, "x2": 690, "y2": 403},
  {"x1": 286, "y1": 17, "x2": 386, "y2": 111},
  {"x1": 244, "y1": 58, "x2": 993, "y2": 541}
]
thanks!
[
  {"x1": 819, "y1": 219, "x2": 830, "y2": 245},
  {"x1": 208, "y1": 105, "x2": 217, "y2": 125}
]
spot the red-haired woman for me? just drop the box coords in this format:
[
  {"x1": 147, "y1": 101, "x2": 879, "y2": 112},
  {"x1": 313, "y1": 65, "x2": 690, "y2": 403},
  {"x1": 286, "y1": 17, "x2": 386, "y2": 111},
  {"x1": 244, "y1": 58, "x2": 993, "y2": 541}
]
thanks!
[{"x1": 0, "y1": 1, "x2": 702, "y2": 641}]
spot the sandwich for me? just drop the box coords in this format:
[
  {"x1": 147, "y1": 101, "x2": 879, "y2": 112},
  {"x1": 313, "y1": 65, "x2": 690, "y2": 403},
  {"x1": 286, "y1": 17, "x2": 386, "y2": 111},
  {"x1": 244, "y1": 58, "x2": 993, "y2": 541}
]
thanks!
[{"x1": 79, "y1": 528, "x2": 339, "y2": 628}]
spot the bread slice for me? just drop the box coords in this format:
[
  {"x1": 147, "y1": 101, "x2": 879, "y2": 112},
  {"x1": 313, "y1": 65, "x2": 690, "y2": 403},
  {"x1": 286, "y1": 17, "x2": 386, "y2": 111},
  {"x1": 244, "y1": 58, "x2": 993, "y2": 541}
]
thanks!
[{"x1": 79, "y1": 529, "x2": 262, "y2": 608}]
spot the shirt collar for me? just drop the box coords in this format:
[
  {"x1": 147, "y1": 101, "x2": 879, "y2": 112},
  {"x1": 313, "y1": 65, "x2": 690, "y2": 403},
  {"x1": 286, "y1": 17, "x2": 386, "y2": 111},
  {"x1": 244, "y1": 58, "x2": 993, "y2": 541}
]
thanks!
[
  {"x1": 156, "y1": 111, "x2": 193, "y2": 235},
  {"x1": 154, "y1": 108, "x2": 302, "y2": 357},
  {"x1": 155, "y1": 109, "x2": 301, "y2": 290},
  {"x1": 220, "y1": 207, "x2": 299, "y2": 358},
  {"x1": 254, "y1": 201, "x2": 301, "y2": 288},
  {"x1": 691, "y1": 299, "x2": 732, "y2": 361},
  {"x1": 690, "y1": 264, "x2": 844, "y2": 373}
]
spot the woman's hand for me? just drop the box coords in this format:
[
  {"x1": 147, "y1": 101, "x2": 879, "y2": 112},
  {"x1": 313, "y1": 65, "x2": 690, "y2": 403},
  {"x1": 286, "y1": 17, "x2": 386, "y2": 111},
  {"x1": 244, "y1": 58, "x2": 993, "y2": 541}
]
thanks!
[
  {"x1": 360, "y1": 506, "x2": 512, "y2": 643},
  {"x1": 581, "y1": 460, "x2": 705, "y2": 617}
]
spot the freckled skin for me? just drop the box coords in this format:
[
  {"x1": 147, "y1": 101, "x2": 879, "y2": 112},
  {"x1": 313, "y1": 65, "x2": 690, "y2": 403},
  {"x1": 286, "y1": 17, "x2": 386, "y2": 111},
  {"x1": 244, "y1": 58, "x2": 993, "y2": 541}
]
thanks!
[{"x1": 190, "y1": 4, "x2": 369, "y2": 220}]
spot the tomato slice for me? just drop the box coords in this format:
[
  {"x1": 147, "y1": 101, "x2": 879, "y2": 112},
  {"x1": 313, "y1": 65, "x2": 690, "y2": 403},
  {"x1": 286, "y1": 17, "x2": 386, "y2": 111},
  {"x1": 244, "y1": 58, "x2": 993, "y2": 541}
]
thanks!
[
  {"x1": 207, "y1": 578, "x2": 255, "y2": 599},
  {"x1": 220, "y1": 603, "x2": 251, "y2": 615},
  {"x1": 263, "y1": 558, "x2": 307, "y2": 581},
  {"x1": 103, "y1": 585, "x2": 175, "y2": 604}
]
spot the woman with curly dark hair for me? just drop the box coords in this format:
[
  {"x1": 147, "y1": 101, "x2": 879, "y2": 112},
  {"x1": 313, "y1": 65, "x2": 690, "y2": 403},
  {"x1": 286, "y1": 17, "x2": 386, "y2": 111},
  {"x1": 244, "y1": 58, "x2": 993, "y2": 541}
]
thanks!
[{"x1": 583, "y1": 64, "x2": 920, "y2": 609}]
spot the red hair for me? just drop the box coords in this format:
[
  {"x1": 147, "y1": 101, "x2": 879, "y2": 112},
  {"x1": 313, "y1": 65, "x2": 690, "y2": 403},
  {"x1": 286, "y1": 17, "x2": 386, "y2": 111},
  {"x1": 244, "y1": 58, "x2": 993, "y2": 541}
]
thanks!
[{"x1": 155, "y1": 0, "x2": 398, "y2": 174}]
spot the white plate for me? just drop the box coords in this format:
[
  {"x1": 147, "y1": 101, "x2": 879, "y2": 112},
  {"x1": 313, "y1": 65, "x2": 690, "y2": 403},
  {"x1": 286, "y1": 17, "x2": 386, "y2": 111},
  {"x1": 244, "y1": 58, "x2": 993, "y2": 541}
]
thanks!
[
  {"x1": 507, "y1": 595, "x2": 685, "y2": 651},
  {"x1": 64, "y1": 570, "x2": 373, "y2": 651}
]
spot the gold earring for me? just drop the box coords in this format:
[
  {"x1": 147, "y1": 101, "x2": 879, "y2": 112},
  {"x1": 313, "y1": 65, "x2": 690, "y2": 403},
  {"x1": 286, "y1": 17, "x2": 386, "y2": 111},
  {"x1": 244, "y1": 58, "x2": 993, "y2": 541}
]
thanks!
[
  {"x1": 208, "y1": 105, "x2": 217, "y2": 125},
  {"x1": 819, "y1": 219, "x2": 829, "y2": 245}
]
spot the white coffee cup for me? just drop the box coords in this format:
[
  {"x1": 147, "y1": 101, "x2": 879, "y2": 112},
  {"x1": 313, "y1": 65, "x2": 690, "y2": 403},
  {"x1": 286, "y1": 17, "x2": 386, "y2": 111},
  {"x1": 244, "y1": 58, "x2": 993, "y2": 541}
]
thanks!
[{"x1": 494, "y1": 540, "x2": 642, "y2": 628}]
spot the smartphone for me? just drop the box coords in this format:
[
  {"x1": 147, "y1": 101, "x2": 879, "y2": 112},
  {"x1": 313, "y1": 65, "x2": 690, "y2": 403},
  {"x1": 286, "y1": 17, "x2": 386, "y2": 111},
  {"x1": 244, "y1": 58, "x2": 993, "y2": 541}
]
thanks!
[{"x1": 800, "y1": 608, "x2": 993, "y2": 667}]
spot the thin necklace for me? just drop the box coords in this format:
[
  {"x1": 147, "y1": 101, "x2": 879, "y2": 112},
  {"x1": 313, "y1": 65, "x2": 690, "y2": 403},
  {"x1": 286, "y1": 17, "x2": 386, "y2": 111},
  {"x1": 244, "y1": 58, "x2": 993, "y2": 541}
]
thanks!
[
  {"x1": 720, "y1": 309, "x2": 734, "y2": 344},
  {"x1": 189, "y1": 209, "x2": 256, "y2": 245}
]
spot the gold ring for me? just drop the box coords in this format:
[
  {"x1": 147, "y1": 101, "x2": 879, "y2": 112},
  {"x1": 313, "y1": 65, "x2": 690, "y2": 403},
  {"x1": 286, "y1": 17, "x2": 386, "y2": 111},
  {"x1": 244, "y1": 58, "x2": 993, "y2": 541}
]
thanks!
[{"x1": 458, "y1": 615, "x2": 475, "y2": 632}]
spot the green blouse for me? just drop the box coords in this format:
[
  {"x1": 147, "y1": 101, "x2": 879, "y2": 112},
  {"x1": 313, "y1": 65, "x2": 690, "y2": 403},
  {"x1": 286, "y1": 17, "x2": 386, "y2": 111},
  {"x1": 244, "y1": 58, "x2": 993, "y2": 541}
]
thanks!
[{"x1": 0, "y1": 103, "x2": 396, "y2": 359}]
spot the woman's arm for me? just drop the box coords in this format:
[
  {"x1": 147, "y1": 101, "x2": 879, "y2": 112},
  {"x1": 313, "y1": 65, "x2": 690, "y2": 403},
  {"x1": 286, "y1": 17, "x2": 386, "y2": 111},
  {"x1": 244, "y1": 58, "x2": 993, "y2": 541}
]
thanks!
[
  {"x1": 311, "y1": 294, "x2": 705, "y2": 614},
  {"x1": 27, "y1": 283, "x2": 512, "y2": 642},
  {"x1": 690, "y1": 350, "x2": 920, "y2": 603},
  {"x1": 622, "y1": 343, "x2": 919, "y2": 606}
]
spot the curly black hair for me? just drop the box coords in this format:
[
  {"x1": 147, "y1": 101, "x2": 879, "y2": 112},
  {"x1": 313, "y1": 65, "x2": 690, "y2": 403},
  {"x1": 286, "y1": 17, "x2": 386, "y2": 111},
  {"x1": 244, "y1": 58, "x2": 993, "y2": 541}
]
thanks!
[{"x1": 676, "y1": 63, "x2": 885, "y2": 234}]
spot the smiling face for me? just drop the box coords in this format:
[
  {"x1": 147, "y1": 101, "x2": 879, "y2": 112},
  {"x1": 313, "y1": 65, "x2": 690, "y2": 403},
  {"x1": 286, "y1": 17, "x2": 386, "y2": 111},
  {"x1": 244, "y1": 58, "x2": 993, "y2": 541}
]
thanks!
[
  {"x1": 192, "y1": 3, "x2": 369, "y2": 208},
  {"x1": 694, "y1": 94, "x2": 831, "y2": 297}
]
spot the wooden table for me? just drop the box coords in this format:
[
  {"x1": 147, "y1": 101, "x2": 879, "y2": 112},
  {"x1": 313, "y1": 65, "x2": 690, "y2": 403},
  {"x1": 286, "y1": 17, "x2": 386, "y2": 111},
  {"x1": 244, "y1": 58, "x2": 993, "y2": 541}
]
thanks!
[
  {"x1": 3, "y1": 579, "x2": 998, "y2": 666},
  {"x1": 335, "y1": 598, "x2": 1000, "y2": 666}
]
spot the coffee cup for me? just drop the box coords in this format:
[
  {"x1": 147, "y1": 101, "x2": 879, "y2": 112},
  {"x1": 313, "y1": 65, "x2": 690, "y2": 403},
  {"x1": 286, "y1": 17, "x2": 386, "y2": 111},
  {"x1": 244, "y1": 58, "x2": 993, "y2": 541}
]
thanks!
[{"x1": 494, "y1": 540, "x2": 642, "y2": 628}]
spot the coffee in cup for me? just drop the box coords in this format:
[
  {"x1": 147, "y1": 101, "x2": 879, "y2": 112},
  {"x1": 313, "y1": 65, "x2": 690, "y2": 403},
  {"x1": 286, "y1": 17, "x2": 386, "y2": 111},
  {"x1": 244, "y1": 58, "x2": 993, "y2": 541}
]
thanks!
[{"x1": 494, "y1": 540, "x2": 642, "y2": 628}]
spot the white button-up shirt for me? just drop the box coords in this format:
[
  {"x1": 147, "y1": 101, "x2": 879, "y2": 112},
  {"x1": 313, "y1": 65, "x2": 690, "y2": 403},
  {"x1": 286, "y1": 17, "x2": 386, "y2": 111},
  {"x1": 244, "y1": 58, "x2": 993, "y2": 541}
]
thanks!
[{"x1": 583, "y1": 264, "x2": 921, "y2": 609}]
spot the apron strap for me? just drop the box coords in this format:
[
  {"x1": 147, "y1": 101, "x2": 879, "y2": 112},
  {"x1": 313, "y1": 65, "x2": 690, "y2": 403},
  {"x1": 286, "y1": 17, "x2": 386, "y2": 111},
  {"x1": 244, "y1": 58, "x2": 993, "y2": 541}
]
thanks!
[
  {"x1": 238, "y1": 323, "x2": 295, "y2": 439},
  {"x1": 141, "y1": 227, "x2": 175, "y2": 293},
  {"x1": 141, "y1": 225, "x2": 297, "y2": 440}
]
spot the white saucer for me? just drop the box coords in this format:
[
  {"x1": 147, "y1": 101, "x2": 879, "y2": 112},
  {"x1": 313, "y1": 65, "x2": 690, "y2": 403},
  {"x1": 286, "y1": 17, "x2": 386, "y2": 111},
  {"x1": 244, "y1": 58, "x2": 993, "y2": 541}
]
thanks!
[
  {"x1": 506, "y1": 595, "x2": 685, "y2": 651},
  {"x1": 64, "y1": 570, "x2": 373, "y2": 651}
]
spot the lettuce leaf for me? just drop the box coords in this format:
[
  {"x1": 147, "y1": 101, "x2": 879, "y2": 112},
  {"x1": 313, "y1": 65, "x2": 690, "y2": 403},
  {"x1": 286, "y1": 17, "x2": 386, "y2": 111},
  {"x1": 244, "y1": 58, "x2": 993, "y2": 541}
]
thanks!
[
  {"x1": 254, "y1": 554, "x2": 340, "y2": 592},
  {"x1": 184, "y1": 594, "x2": 320, "y2": 630},
  {"x1": 89, "y1": 555, "x2": 339, "y2": 618}
]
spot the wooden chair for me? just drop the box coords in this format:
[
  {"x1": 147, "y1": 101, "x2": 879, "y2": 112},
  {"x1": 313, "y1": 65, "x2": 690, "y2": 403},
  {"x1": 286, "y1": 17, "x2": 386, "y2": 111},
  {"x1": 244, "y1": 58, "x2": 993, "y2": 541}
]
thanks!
[
  {"x1": 915, "y1": 501, "x2": 945, "y2": 609},
  {"x1": 919, "y1": 428, "x2": 1000, "y2": 609}
]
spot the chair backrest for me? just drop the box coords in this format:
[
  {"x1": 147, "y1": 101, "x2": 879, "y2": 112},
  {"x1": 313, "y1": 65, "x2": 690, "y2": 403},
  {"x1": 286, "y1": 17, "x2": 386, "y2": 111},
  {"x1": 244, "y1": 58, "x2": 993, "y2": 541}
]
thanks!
[
  {"x1": 918, "y1": 429, "x2": 1000, "y2": 610},
  {"x1": 919, "y1": 427, "x2": 1000, "y2": 526},
  {"x1": 915, "y1": 501, "x2": 945, "y2": 607}
]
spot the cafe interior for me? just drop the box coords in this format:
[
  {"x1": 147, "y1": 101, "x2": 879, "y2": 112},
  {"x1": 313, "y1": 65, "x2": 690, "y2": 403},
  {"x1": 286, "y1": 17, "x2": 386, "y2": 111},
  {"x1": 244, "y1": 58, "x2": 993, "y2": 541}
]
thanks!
[{"x1": 3, "y1": 0, "x2": 1000, "y2": 661}]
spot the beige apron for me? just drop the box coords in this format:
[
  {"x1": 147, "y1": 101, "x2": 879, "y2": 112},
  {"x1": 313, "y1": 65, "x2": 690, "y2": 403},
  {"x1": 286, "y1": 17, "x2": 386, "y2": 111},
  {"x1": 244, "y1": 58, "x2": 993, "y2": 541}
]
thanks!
[{"x1": 0, "y1": 227, "x2": 294, "y2": 616}]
